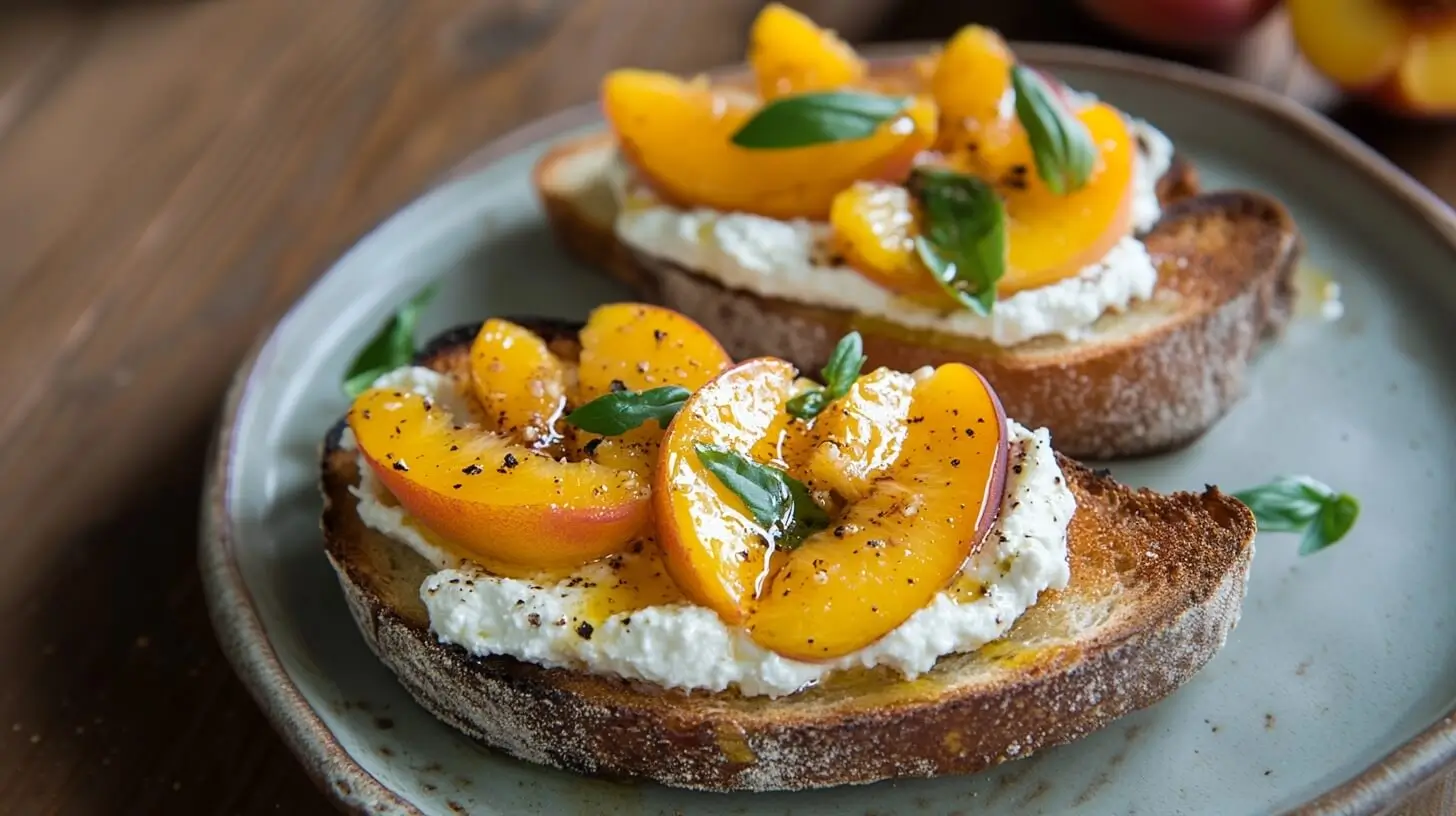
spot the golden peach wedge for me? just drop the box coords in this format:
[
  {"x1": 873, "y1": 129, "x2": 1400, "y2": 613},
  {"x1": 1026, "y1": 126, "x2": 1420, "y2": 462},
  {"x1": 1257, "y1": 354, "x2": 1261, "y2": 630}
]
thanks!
[
  {"x1": 828, "y1": 182, "x2": 953, "y2": 306},
  {"x1": 656, "y1": 357, "x2": 1009, "y2": 658},
  {"x1": 997, "y1": 101, "x2": 1135, "y2": 293},
  {"x1": 801, "y1": 367, "x2": 917, "y2": 502},
  {"x1": 654, "y1": 358, "x2": 801, "y2": 623},
  {"x1": 748, "y1": 2, "x2": 866, "y2": 98},
  {"x1": 931, "y1": 25, "x2": 1018, "y2": 156},
  {"x1": 830, "y1": 101, "x2": 1134, "y2": 300},
  {"x1": 602, "y1": 69, "x2": 938, "y2": 220},
  {"x1": 469, "y1": 318, "x2": 568, "y2": 449},
  {"x1": 349, "y1": 388, "x2": 649, "y2": 570},
  {"x1": 748, "y1": 363, "x2": 1008, "y2": 660},
  {"x1": 572, "y1": 302, "x2": 732, "y2": 476},
  {"x1": 1290, "y1": 0, "x2": 1456, "y2": 115}
]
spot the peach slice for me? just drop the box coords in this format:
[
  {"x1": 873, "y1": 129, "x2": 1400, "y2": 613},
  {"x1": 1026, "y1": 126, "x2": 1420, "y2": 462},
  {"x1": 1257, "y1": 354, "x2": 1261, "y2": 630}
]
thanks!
[
  {"x1": 469, "y1": 318, "x2": 568, "y2": 448},
  {"x1": 657, "y1": 359, "x2": 1009, "y2": 657},
  {"x1": 576, "y1": 303, "x2": 731, "y2": 400},
  {"x1": 747, "y1": 364, "x2": 1007, "y2": 660},
  {"x1": 829, "y1": 102, "x2": 1134, "y2": 300},
  {"x1": 802, "y1": 367, "x2": 916, "y2": 502},
  {"x1": 1290, "y1": 0, "x2": 1456, "y2": 115},
  {"x1": 350, "y1": 388, "x2": 649, "y2": 570},
  {"x1": 602, "y1": 69, "x2": 938, "y2": 220},
  {"x1": 997, "y1": 102, "x2": 1135, "y2": 293},
  {"x1": 828, "y1": 181, "x2": 951, "y2": 306},
  {"x1": 931, "y1": 25, "x2": 1019, "y2": 156},
  {"x1": 749, "y1": 2, "x2": 866, "y2": 98},
  {"x1": 573, "y1": 303, "x2": 732, "y2": 476},
  {"x1": 654, "y1": 358, "x2": 802, "y2": 623}
]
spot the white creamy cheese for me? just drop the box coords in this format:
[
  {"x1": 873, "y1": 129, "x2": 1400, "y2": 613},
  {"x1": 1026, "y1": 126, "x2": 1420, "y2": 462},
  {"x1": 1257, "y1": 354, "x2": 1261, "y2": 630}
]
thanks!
[
  {"x1": 1130, "y1": 118, "x2": 1175, "y2": 233},
  {"x1": 609, "y1": 119, "x2": 1176, "y2": 347},
  {"x1": 349, "y1": 367, "x2": 1075, "y2": 698}
]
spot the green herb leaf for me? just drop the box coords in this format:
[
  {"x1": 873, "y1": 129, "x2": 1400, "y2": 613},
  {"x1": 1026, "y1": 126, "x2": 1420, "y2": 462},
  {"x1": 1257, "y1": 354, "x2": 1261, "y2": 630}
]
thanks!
[
  {"x1": 694, "y1": 444, "x2": 830, "y2": 550},
  {"x1": 786, "y1": 332, "x2": 867, "y2": 420},
  {"x1": 910, "y1": 167, "x2": 1007, "y2": 316},
  {"x1": 566, "y1": 386, "x2": 691, "y2": 436},
  {"x1": 730, "y1": 92, "x2": 908, "y2": 149},
  {"x1": 785, "y1": 390, "x2": 827, "y2": 420},
  {"x1": 343, "y1": 285, "x2": 438, "y2": 397},
  {"x1": 1010, "y1": 64, "x2": 1095, "y2": 196},
  {"x1": 1233, "y1": 476, "x2": 1360, "y2": 556}
]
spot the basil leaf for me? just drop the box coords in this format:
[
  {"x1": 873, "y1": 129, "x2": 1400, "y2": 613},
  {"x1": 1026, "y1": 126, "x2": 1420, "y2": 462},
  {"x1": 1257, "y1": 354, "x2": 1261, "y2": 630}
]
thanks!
[
  {"x1": 821, "y1": 331, "x2": 867, "y2": 400},
  {"x1": 1233, "y1": 476, "x2": 1360, "y2": 556},
  {"x1": 910, "y1": 167, "x2": 1007, "y2": 316},
  {"x1": 787, "y1": 332, "x2": 867, "y2": 420},
  {"x1": 343, "y1": 285, "x2": 438, "y2": 397},
  {"x1": 1011, "y1": 64, "x2": 1095, "y2": 196},
  {"x1": 782, "y1": 475, "x2": 832, "y2": 550},
  {"x1": 785, "y1": 390, "x2": 828, "y2": 420},
  {"x1": 694, "y1": 444, "x2": 829, "y2": 550},
  {"x1": 566, "y1": 386, "x2": 691, "y2": 436},
  {"x1": 730, "y1": 92, "x2": 908, "y2": 149},
  {"x1": 1302, "y1": 493, "x2": 1360, "y2": 556}
]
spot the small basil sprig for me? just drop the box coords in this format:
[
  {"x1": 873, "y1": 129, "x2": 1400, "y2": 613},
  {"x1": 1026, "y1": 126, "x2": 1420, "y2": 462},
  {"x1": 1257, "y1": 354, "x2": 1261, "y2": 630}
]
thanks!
[
  {"x1": 1011, "y1": 64, "x2": 1095, "y2": 196},
  {"x1": 343, "y1": 285, "x2": 438, "y2": 397},
  {"x1": 911, "y1": 167, "x2": 1007, "y2": 316},
  {"x1": 730, "y1": 91, "x2": 908, "y2": 149},
  {"x1": 695, "y1": 444, "x2": 829, "y2": 550},
  {"x1": 787, "y1": 332, "x2": 867, "y2": 420},
  {"x1": 566, "y1": 386, "x2": 690, "y2": 436},
  {"x1": 1233, "y1": 476, "x2": 1360, "y2": 556}
]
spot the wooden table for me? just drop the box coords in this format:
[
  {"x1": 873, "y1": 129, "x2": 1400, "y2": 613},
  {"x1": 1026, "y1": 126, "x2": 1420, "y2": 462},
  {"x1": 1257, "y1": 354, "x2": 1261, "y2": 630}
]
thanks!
[{"x1": 0, "y1": 1, "x2": 1451, "y2": 813}]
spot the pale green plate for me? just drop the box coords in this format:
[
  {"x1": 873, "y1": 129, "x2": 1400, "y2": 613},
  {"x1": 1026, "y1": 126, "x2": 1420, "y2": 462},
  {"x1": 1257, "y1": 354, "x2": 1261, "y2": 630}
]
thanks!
[{"x1": 201, "y1": 44, "x2": 1456, "y2": 815}]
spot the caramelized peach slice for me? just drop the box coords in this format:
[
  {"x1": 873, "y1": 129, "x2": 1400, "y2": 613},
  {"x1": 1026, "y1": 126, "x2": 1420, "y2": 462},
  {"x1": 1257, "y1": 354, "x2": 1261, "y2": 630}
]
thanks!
[
  {"x1": 603, "y1": 69, "x2": 938, "y2": 220},
  {"x1": 576, "y1": 303, "x2": 731, "y2": 399},
  {"x1": 803, "y1": 368, "x2": 916, "y2": 502},
  {"x1": 573, "y1": 303, "x2": 732, "y2": 476},
  {"x1": 350, "y1": 388, "x2": 649, "y2": 570},
  {"x1": 998, "y1": 102, "x2": 1135, "y2": 292},
  {"x1": 931, "y1": 25, "x2": 1018, "y2": 155},
  {"x1": 469, "y1": 318, "x2": 567, "y2": 448},
  {"x1": 654, "y1": 358, "x2": 801, "y2": 623},
  {"x1": 749, "y1": 364, "x2": 1008, "y2": 660},
  {"x1": 1290, "y1": 0, "x2": 1456, "y2": 114},
  {"x1": 828, "y1": 182, "x2": 951, "y2": 305},
  {"x1": 830, "y1": 102, "x2": 1133, "y2": 299},
  {"x1": 749, "y1": 2, "x2": 865, "y2": 98}
]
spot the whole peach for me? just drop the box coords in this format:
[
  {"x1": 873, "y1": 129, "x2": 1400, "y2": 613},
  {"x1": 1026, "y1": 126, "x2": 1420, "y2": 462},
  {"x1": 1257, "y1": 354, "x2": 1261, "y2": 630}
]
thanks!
[{"x1": 1078, "y1": 0, "x2": 1281, "y2": 51}]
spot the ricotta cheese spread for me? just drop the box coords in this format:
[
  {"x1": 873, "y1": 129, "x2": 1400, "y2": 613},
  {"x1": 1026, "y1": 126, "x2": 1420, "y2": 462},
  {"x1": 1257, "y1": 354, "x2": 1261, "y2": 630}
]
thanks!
[
  {"x1": 346, "y1": 366, "x2": 1076, "y2": 698},
  {"x1": 609, "y1": 118, "x2": 1176, "y2": 348}
]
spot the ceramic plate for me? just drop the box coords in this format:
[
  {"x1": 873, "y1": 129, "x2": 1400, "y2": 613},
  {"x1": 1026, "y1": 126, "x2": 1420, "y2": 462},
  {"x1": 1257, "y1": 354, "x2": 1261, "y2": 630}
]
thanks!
[{"x1": 201, "y1": 44, "x2": 1456, "y2": 815}]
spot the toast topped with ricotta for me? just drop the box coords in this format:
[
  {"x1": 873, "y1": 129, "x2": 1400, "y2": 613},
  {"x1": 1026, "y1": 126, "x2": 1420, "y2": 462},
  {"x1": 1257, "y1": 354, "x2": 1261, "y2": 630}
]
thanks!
[
  {"x1": 533, "y1": 5, "x2": 1300, "y2": 459},
  {"x1": 320, "y1": 304, "x2": 1256, "y2": 791}
]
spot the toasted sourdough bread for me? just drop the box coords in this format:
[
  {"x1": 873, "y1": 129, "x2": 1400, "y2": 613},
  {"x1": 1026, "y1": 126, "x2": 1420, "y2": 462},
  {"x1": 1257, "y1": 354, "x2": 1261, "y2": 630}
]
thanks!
[
  {"x1": 321, "y1": 321, "x2": 1257, "y2": 792},
  {"x1": 533, "y1": 130, "x2": 1300, "y2": 460}
]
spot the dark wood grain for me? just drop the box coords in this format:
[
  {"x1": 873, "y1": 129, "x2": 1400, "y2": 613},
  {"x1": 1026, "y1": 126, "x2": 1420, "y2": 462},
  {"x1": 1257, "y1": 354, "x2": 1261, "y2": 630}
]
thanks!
[{"x1": 0, "y1": 1, "x2": 1451, "y2": 814}]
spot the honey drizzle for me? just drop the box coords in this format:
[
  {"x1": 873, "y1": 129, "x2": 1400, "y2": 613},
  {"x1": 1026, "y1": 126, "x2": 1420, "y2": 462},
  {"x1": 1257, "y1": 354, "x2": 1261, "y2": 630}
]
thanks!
[{"x1": 1293, "y1": 263, "x2": 1343, "y2": 321}]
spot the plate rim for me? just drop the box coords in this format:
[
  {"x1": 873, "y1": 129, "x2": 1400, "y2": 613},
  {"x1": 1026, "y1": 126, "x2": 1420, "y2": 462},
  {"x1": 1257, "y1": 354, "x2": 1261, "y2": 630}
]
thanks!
[{"x1": 198, "y1": 41, "x2": 1456, "y2": 816}]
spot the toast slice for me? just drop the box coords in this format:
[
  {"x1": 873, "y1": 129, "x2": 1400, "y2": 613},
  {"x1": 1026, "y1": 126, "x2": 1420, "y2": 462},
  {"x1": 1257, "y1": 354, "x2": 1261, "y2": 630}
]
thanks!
[
  {"x1": 534, "y1": 131, "x2": 1300, "y2": 460},
  {"x1": 320, "y1": 324, "x2": 1257, "y2": 792}
]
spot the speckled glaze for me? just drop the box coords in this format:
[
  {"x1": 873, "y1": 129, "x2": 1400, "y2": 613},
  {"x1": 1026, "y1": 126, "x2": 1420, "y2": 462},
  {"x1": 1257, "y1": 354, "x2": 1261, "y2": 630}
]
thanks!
[{"x1": 201, "y1": 44, "x2": 1456, "y2": 815}]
